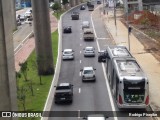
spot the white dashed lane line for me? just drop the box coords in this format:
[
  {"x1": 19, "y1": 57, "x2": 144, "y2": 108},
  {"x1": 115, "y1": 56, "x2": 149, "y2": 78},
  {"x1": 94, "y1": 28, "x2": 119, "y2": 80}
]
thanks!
[
  {"x1": 79, "y1": 72, "x2": 81, "y2": 76},
  {"x1": 79, "y1": 88, "x2": 81, "y2": 93},
  {"x1": 80, "y1": 60, "x2": 81, "y2": 63},
  {"x1": 80, "y1": 51, "x2": 81, "y2": 54}
]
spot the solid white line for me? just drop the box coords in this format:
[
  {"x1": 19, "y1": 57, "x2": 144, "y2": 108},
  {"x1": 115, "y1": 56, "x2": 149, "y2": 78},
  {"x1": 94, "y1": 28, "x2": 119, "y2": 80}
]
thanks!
[
  {"x1": 79, "y1": 72, "x2": 81, "y2": 76},
  {"x1": 80, "y1": 60, "x2": 81, "y2": 63},
  {"x1": 97, "y1": 37, "x2": 108, "y2": 39},
  {"x1": 91, "y1": 6, "x2": 118, "y2": 120},
  {"x1": 78, "y1": 110, "x2": 80, "y2": 118},
  {"x1": 79, "y1": 88, "x2": 81, "y2": 93}
]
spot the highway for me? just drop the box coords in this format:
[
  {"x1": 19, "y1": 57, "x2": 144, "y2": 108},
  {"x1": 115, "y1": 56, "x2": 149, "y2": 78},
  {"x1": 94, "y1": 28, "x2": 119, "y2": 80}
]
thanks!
[{"x1": 49, "y1": 3, "x2": 153, "y2": 120}]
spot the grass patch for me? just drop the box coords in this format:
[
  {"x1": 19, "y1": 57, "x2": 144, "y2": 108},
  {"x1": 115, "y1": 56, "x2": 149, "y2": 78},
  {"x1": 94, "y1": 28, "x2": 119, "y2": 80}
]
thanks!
[{"x1": 17, "y1": 29, "x2": 59, "y2": 120}]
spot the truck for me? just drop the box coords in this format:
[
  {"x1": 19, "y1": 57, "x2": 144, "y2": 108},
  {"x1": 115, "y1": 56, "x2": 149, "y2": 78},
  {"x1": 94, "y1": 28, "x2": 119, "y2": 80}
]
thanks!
[
  {"x1": 88, "y1": 4, "x2": 94, "y2": 11},
  {"x1": 83, "y1": 28, "x2": 95, "y2": 41},
  {"x1": 54, "y1": 83, "x2": 73, "y2": 104}
]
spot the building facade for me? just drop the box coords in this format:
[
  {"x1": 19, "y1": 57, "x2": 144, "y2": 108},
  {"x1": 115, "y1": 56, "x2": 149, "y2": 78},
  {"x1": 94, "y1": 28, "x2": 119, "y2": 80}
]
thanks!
[{"x1": 123, "y1": 0, "x2": 143, "y2": 13}]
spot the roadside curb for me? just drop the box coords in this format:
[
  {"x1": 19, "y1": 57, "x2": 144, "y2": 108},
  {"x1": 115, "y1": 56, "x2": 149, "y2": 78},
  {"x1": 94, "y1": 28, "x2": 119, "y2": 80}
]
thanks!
[{"x1": 41, "y1": 3, "x2": 86, "y2": 120}]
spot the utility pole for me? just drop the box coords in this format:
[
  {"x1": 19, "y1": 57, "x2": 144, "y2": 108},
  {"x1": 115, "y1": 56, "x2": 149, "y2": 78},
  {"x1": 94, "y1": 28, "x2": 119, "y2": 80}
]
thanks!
[
  {"x1": 113, "y1": 0, "x2": 117, "y2": 36},
  {"x1": 103, "y1": 0, "x2": 105, "y2": 15},
  {"x1": 126, "y1": 2, "x2": 130, "y2": 51}
]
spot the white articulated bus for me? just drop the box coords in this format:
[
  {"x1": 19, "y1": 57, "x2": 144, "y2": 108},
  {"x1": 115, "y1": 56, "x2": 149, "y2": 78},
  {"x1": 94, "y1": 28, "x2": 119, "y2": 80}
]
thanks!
[{"x1": 106, "y1": 46, "x2": 149, "y2": 109}]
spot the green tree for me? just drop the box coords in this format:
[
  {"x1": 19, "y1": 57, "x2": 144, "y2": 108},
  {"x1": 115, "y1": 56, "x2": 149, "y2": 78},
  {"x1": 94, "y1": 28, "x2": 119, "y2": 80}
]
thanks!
[
  {"x1": 31, "y1": 59, "x2": 42, "y2": 85},
  {"x1": 17, "y1": 86, "x2": 27, "y2": 111},
  {"x1": 62, "y1": 0, "x2": 69, "y2": 5},
  {"x1": 51, "y1": 2, "x2": 61, "y2": 11},
  {"x1": 19, "y1": 61, "x2": 29, "y2": 81},
  {"x1": 16, "y1": 71, "x2": 21, "y2": 90}
]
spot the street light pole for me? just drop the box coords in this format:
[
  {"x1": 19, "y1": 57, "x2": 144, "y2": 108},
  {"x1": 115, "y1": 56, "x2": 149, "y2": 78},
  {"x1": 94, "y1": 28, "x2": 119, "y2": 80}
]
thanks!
[
  {"x1": 113, "y1": 0, "x2": 117, "y2": 36},
  {"x1": 127, "y1": 6, "x2": 130, "y2": 51},
  {"x1": 103, "y1": 0, "x2": 105, "y2": 15}
]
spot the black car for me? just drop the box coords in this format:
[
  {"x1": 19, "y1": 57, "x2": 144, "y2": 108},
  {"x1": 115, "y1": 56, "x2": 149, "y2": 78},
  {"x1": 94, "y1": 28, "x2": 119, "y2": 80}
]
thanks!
[
  {"x1": 98, "y1": 50, "x2": 108, "y2": 62},
  {"x1": 54, "y1": 83, "x2": 73, "y2": 104},
  {"x1": 71, "y1": 12, "x2": 79, "y2": 20},
  {"x1": 97, "y1": 0, "x2": 101, "y2": 4},
  {"x1": 80, "y1": 5, "x2": 85, "y2": 10},
  {"x1": 63, "y1": 26, "x2": 72, "y2": 33}
]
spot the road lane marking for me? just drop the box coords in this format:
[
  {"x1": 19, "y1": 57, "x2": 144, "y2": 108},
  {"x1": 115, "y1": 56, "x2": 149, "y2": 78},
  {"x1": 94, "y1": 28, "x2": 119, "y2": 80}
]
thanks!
[
  {"x1": 80, "y1": 60, "x2": 81, "y2": 63},
  {"x1": 78, "y1": 110, "x2": 80, "y2": 118},
  {"x1": 79, "y1": 72, "x2": 81, "y2": 76},
  {"x1": 80, "y1": 33, "x2": 82, "y2": 34},
  {"x1": 97, "y1": 37, "x2": 108, "y2": 40},
  {"x1": 91, "y1": 5, "x2": 118, "y2": 120},
  {"x1": 80, "y1": 44, "x2": 82, "y2": 46},
  {"x1": 79, "y1": 88, "x2": 81, "y2": 93},
  {"x1": 80, "y1": 38, "x2": 82, "y2": 39},
  {"x1": 80, "y1": 51, "x2": 81, "y2": 54}
]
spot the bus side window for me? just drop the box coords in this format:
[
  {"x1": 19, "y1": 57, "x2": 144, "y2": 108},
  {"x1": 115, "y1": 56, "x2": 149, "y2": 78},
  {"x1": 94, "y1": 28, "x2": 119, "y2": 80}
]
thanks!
[{"x1": 116, "y1": 75, "x2": 119, "y2": 100}]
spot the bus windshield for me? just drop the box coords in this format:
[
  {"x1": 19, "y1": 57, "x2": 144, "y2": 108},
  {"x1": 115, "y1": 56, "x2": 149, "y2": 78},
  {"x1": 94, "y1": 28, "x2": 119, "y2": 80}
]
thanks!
[{"x1": 123, "y1": 79, "x2": 145, "y2": 103}]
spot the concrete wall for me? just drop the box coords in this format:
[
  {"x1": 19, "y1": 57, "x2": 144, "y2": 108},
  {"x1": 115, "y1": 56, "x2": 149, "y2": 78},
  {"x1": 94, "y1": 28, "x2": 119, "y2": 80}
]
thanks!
[{"x1": 0, "y1": 0, "x2": 18, "y2": 119}]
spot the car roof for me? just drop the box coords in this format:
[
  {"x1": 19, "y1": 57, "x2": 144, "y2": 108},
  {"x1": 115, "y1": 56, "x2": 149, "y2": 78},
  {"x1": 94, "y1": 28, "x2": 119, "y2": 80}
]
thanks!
[
  {"x1": 83, "y1": 21, "x2": 89, "y2": 24},
  {"x1": 59, "y1": 83, "x2": 70, "y2": 87},
  {"x1": 83, "y1": 28, "x2": 93, "y2": 33},
  {"x1": 64, "y1": 49, "x2": 73, "y2": 52},
  {"x1": 85, "y1": 47, "x2": 94, "y2": 49},
  {"x1": 83, "y1": 67, "x2": 94, "y2": 70}
]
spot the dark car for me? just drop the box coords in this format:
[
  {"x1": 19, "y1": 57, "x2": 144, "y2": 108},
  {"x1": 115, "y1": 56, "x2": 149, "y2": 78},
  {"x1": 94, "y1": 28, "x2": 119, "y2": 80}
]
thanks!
[
  {"x1": 98, "y1": 50, "x2": 108, "y2": 62},
  {"x1": 80, "y1": 5, "x2": 85, "y2": 10},
  {"x1": 88, "y1": 4, "x2": 94, "y2": 11},
  {"x1": 97, "y1": 0, "x2": 101, "y2": 4},
  {"x1": 63, "y1": 26, "x2": 72, "y2": 33},
  {"x1": 71, "y1": 12, "x2": 79, "y2": 20},
  {"x1": 54, "y1": 83, "x2": 73, "y2": 104}
]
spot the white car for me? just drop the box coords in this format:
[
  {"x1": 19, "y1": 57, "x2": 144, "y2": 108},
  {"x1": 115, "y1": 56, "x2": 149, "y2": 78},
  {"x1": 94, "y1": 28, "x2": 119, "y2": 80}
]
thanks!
[
  {"x1": 82, "y1": 21, "x2": 90, "y2": 29},
  {"x1": 81, "y1": 67, "x2": 96, "y2": 82},
  {"x1": 62, "y1": 49, "x2": 74, "y2": 60},
  {"x1": 84, "y1": 47, "x2": 95, "y2": 57}
]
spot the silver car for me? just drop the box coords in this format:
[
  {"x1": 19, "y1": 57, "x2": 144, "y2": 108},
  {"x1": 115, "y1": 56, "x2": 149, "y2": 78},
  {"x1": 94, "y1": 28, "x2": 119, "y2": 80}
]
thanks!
[
  {"x1": 62, "y1": 49, "x2": 74, "y2": 60},
  {"x1": 81, "y1": 67, "x2": 96, "y2": 82},
  {"x1": 82, "y1": 21, "x2": 90, "y2": 29},
  {"x1": 84, "y1": 47, "x2": 95, "y2": 57}
]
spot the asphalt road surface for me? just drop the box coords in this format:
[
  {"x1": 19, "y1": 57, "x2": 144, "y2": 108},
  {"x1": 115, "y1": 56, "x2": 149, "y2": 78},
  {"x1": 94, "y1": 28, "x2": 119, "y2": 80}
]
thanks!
[
  {"x1": 49, "y1": 3, "x2": 153, "y2": 120},
  {"x1": 13, "y1": 8, "x2": 33, "y2": 50}
]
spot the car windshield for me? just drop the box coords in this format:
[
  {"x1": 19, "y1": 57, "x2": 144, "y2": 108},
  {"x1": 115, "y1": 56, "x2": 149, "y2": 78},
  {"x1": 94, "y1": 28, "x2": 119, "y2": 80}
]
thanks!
[
  {"x1": 84, "y1": 70, "x2": 93, "y2": 74},
  {"x1": 64, "y1": 51, "x2": 72, "y2": 54},
  {"x1": 86, "y1": 48, "x2": 93, "y2": 51},
  {"x1": 56, "y1": 86, "x2": 70, "y2": 90}
]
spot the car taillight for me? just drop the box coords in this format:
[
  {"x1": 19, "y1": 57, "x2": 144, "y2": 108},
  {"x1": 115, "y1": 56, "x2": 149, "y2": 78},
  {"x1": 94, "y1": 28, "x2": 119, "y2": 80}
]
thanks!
[
  {"x1": 118, "y1": 95, "x2": 123, "y2": 104},
  {"x1": 145, "y1": 95, "x2": 149, "y2": 105}
]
